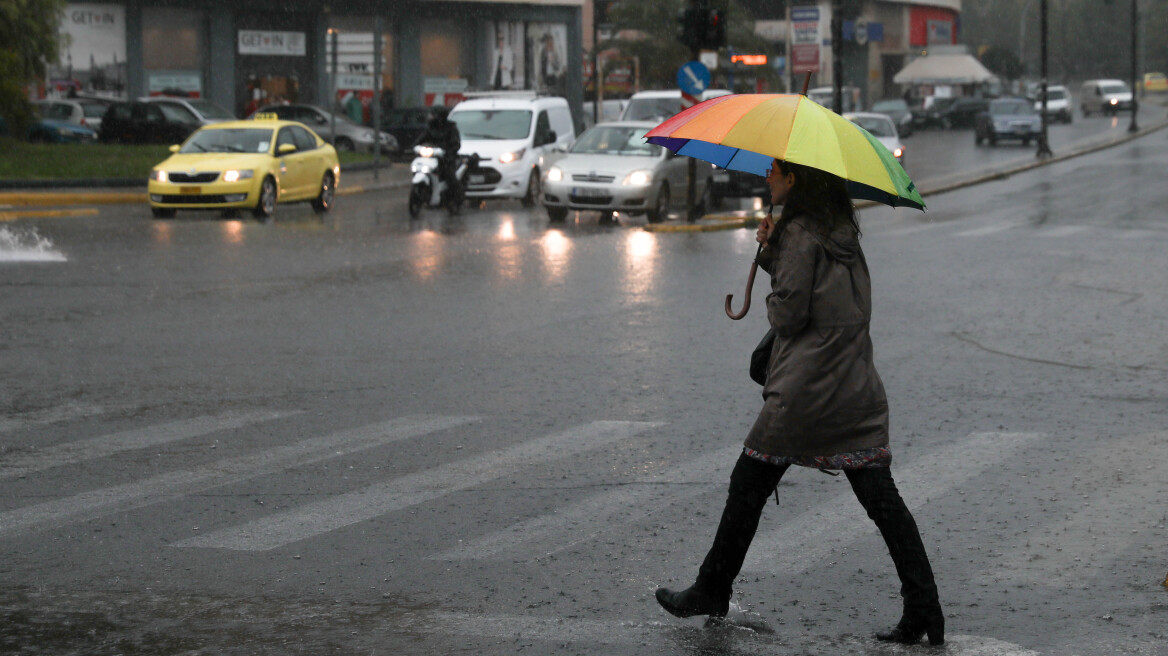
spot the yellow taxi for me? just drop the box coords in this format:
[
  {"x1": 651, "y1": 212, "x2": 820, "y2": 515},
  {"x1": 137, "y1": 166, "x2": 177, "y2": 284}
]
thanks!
[
  {"x1": 147, "y1": 114, "x2": 340, "y2": 220},
  {"x1": 1143, "y1": 72, "x2": 1168, "y2": 93}
]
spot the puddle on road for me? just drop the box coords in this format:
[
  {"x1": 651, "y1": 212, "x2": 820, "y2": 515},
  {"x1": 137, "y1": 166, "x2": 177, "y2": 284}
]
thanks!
[{"x1": 0, "y1": 226, "x2": 66, "y2": 262}]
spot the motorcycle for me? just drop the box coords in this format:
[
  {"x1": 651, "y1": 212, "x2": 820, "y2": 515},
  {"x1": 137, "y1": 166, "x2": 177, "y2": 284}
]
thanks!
[{"x1": 408, "y1": 145, "x2": 478, "y2": 217}]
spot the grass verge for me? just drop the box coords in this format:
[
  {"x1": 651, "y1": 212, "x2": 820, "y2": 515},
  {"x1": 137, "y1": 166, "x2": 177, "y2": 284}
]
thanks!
[{"x1": 0, "y1": 138, "x2": 376, "y2": 181}]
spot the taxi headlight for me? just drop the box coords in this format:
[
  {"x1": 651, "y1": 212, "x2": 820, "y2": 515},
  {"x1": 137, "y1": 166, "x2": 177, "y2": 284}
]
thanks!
[
  {"x1": 546, "y1": 167, "x2": 563, "y2": 182},
  {"x1": 150, "y1": 169, "x2": 167, "y2": 182},
  {"x1": 499, "y1": 148, "x2": 526, "y2": 164},
  {"x1": 622, "y1": 170, "x2": 652, "y2": 186},
  {"x1": 223, "y1": 169, "x2": 255, "y2": 183}
]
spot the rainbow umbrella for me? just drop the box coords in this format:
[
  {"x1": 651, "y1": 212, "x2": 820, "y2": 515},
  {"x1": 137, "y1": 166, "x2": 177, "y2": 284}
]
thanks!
[{"x1": 645, "y1": 93, "x2": 925, "y2": 211}]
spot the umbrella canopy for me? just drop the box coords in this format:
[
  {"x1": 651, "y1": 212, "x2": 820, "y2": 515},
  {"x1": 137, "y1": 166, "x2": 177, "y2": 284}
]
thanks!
[{"x1": 645, "y1": 93, "x2": 925, "y2": 211}]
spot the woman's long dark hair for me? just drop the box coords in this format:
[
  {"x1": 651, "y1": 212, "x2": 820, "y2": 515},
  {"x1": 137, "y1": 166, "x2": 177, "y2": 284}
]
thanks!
[{"x1": 775, "y1": 160, "x2": 860, "y2": 237}]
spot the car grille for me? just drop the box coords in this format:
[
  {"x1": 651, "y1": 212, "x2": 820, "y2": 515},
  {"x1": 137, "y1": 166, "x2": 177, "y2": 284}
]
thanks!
[
  {"x1": 467, "y1": 166, "x2": 502, "y2": 187},
  {"x1": 167, "y1": 172, "x2": 220, "y2": 183},
  {"x1": 571, "y1": 173, "x2": 616, "y2": 183},
  {"x1": 154, "y1": 194, "x2": 233, "y2": 204}
]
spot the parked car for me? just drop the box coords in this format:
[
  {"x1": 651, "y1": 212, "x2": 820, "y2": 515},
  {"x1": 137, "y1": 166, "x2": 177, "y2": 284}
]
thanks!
[
  {"x1": 1033, "y1": 84, "x2": 1072, "y2": 124},
  {"x1": 450, "y1": 94, "x2": 576, "y2": 206},
  {"x1": 31, "y1": 99, "x2": 107, "y2": 132},
  {"x1": 974, "y1": 98, "x2": 1042, "y2": 146},
  {"x1": 100, "y1": 101, "x2": 201, "y2": 144},
  {"x1": 142, "y1": 96, "x2": 237, "y2": 125},
  {"x1": 709, "y1": 168, "x2": 767, "y2": 210},
  {"x1": 1143, "y1": 72, "x2": 1168, "y2": 93},
  {"x1": 936, "y1": 97, "x2": 989, "y2": 129},
  {"x1": 253, "y1": 103, "x2": 397, "y2": 154},
  {"x1": 26, "y1": 102, "x2": 98, "y2": 143},
  {"x1": 808, "y1": 86, "x2": 861, "y2": 113},
  {"x1": 541, "y1": 121, "x2": 711, "y2": 223},
  {"x1": 381, "y1": 106, "x2": 431, "y2": 154},
  {"x1": 868, "y1": 98, "x2": 914, "y2": 137},
  {"x1": 147, "y1": 115, "x2": 340, "y2": 220},
  {"x1": 844, "y1": 112, "x2": 906, "y2": 167},
  {"x1": 619, "y1": 89, "x2": 731, "y2": 122},
  {"x1": 1080, "y1": 79, "x2": 1133, "y2": 116}
]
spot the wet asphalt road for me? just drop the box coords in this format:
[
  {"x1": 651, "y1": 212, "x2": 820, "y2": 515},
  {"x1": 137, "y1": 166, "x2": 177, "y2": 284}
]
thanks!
[{"x1": 2, "y1": 120, "x2": 1168, "y2": 655}]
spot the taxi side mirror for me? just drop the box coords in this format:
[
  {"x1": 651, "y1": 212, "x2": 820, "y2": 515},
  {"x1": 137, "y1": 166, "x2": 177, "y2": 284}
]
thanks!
[
  {"x1": 169, "y1": 145, "x2": 180, "y2": 153},
  {"x1": 278, "y1": 143, "x2": 297, "y2": 154}
]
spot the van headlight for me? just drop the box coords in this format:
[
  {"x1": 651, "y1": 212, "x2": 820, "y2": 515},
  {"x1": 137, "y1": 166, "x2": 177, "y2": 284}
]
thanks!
[
  {"x1": 546, "y1": 166, "x2": 563, "y2": 182},
  {"x1": 222, "y1": 169, "x2": 254, "y2": 183},
  {"x1": 499, "y1": 148, "x2": 526, "y2": 164},
  {"x1": 622, "y1": 170, "x2": 652, "y2": 186}
]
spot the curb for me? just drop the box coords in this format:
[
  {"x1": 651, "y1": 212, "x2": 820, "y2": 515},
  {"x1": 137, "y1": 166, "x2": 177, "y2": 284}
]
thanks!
[{"x1": 649, "y1": 116, "x2": 1168, "y2": 233}]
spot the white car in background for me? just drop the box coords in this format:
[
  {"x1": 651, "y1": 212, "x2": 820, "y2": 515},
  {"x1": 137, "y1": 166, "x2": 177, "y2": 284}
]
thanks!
[
  {"x1": 1034, "y1": 84, "x2": 1073, "y2": 124},
  {"x1": 844, "y1": 112, "x2": 907, "y2": 168},
  {"x1": 541, "y1": 120, "x2": 711, "y2": 223}
]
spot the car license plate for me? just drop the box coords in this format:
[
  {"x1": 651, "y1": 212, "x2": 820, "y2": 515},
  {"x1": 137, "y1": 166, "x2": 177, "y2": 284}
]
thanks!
[
  {"x1": 468, "y1": 174, "x2": 485, "y2": 184},
  {"x1": 572, "y1": 187, "x2": 606, "y2": 198},
  {"x1": 179, "y1": 186, "x2": 202, "y2": 194}
]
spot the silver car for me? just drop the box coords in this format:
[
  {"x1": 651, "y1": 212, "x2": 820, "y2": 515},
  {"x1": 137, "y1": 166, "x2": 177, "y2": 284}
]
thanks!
[
  {"x1": 541, "y1": 121, "x2": 711, "y2": 223},
  {"x1": 844, "y1": 112, "x2": 907, "y2": 168},
  {"x1": 254, "y1": 103, "x2": 398, "y2": 155}
]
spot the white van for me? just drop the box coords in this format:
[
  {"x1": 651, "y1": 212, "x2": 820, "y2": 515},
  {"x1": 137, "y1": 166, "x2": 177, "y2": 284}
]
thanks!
[
  {"x1": 619, "y1": 89, "x2": 732, "y2": 122},
  {"x1": 1080, "y1": 79, "x2": 1133, "y2": 116},
  {"x1": 449, "y1": 95, "x2": 576, "y2": 205}
]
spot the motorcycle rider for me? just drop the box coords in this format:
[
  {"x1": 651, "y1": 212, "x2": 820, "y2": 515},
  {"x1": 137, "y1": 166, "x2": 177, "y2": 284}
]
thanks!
[{"x1": 415, "y1": 107, "x2": 462, "y2": 198}]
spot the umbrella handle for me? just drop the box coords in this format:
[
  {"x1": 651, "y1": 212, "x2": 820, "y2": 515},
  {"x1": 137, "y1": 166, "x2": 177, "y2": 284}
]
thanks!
[{"x1": 725, "y1": 260, "x2": 759, "y2": 320}]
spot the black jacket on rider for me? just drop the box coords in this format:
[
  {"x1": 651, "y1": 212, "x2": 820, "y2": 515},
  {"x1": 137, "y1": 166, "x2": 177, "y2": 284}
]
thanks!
[{"x1": 416, "y1": 115, "x2": 461, "y2": 174}]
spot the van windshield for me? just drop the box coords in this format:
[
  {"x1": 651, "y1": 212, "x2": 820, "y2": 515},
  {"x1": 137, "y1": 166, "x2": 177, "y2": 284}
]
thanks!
[
  {"x1": 1099, "y1": 83, "x2": 1129, "y2": 95},
  {"x1": 623, "y1": 97, "x2": 679, "y2": 121},
  {"x1": 450, "y1": 110, "x2": 532, "y2": 139}
]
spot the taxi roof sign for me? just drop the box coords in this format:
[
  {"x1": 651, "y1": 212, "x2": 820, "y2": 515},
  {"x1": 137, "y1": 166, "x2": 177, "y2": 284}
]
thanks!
[{"x1": 253, "y1": 112, "x2": 280, "y2": 121}]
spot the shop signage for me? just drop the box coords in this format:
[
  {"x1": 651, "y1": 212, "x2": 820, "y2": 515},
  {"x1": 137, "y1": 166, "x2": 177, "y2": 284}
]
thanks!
[
  {"x1": 730, "y1": 54, "x2": 767, "y2": 66},
  {"x1": 790, "y1": 7, "x2": 820, "y2": 74},
  {"x1": 238, "y1": 30, "x2": 306, "y2": 56},
  {"x1": 148, "y1": 71, "x2": 202, "y2": 97}
]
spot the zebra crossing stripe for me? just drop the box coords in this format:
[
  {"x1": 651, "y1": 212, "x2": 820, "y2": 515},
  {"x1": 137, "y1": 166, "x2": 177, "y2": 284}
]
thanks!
[
  {"x1": 0, "y1": 415, "x2": 478, "y2": 538},
  {"x1": 428, "y1": 444, "x2": 743, "y2": 562},
  {"x1": 742, "y1": 432, "x2": 1045, "y2": 574},
  {"x1": 0, "y1": 402, "x2": 107, "y2": 435},
  {"x1": 172, "y1": 420, "x2": 664, "y2": 552},
  {"x1": 0, "y1": 409, "x2": 301, "y2": 481}
]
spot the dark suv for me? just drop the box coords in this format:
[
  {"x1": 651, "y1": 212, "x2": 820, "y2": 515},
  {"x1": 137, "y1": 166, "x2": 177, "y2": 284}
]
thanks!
[
  {"x1": 99, "y1": 101, "x2": 201, "y2": 144},
  {"x1": 936, "y1": 97, "x2": 989, "y2": 129}
]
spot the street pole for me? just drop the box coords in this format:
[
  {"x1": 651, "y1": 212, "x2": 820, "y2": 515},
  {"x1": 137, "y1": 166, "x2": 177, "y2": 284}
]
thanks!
[
  {"x1": 831, "y1": 0, "x2": 842, "y2": 114},
  {"x1": 373, "y1": 17, "x2": 382, "y2": 180},
  {"x1": 685, "y1": 0, "x2": 702, "y2": 223},
  {"x1": 592, "y1": 2, "x2": 600, "y2": 125},
  {"x1": 1036, "y1": 0, "x2": 1052, "y2": 158},
  {"x1": 330, "y1": 29, "x2": 338, "y2": 151},
  {"x1": 1129, "y1": 0, "x2": 1139, "y2": 133}
]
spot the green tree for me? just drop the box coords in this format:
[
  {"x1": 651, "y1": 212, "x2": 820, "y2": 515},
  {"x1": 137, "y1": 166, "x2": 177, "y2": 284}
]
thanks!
[{"x1": 0, "y1": 0, "x2": 67, "y2": 136}]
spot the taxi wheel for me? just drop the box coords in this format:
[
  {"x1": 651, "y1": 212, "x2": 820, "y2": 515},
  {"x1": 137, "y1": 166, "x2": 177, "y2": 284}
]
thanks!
[
  {"x1": 520, "y1": 168, "x2": 540, "y2": 207},
  {"x1": 253, "y1": 176, "x2": 278, "y2": 220},
  {"x1": 151, "y1": 207, "x2": 175, "y2": 219},
  {"x1": 647, "y1": 183, "x2": 670, "y2": 223},
  {"x1": 311, "y1": 172, "x2": 335, "y2": 214}
]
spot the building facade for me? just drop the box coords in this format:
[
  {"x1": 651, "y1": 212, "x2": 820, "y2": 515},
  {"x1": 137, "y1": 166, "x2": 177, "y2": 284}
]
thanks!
[{"x1": 47, "y1": 0, "x2": 586, "y2": 130}]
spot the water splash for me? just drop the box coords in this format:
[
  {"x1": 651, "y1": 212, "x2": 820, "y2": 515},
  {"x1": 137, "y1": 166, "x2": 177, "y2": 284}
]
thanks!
[{"x1": 0, "y1": 226, "x2": 66, "y2": 262}]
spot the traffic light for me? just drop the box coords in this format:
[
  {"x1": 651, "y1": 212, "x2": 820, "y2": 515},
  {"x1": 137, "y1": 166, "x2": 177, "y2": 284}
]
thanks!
[
  {"x1": 705, "y1": 9, "x2": 727, "y2": 50},
  {"x1": 677, "y1": 7, "x2": 705, "y2": 51}
]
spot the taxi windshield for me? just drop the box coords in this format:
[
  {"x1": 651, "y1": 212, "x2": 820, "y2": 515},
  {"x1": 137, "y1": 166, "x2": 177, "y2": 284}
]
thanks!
[
  {"x1": 570, "y1": 126, "x2": 660, "y2": 156},
  {"x1": 181, "y1": 128, "x2": 273, "y2": 154}
]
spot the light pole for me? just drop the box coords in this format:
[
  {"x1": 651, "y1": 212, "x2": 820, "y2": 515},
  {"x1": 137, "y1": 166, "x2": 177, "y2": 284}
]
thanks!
[
  {"x1": 1036, "y1": 0, "x2": 1052, "y2": 158},
  {"x1": 1128, "y1": 0, "x2": 1139, "y2": 133}
]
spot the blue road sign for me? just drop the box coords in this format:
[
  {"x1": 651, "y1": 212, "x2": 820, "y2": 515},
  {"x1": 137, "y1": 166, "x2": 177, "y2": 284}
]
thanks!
[{"x1": 677, "y1": 61, "x2": 711, "y2": 96}]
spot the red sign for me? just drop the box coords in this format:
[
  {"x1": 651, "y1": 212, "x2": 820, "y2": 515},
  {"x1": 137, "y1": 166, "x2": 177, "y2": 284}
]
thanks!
[
  {"x1": 791, "y1": 44, "x2": 819, "y2": 73},
  {"x1": 681, "y1": 91, "x2": 698, "y2": 109}
]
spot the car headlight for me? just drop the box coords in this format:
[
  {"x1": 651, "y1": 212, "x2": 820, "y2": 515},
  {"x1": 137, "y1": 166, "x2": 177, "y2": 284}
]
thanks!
[
  {"x1": 150, "y1": 169, "x2": 167, "y2": 182},
  {"x1": 498, "y1": 148, "x2": 525, "y2": 164},
  {"x1": 223, "y1": 169, "x2": 255, "y2": 183},
  {"x1": 622, "y1": 170, "x2": 652, "y2": 186},
  {"x1": 1109, "y1": 98, "x2": 1118, "y2": 106},
  {"x1": 994, "y1": 120, "x2": 1009, "y2": 130},
  {"x1": 545, "y1": 166, "x2": 563, "y2": 182},
  {"x1": 892, "y1": 147, "x2": 904, "y2": 159}
]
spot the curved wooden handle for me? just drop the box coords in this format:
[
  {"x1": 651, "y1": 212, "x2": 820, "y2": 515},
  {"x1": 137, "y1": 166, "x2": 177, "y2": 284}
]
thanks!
[{"x1": 724, "y1": 261, "x2": 759, "y2": 320}]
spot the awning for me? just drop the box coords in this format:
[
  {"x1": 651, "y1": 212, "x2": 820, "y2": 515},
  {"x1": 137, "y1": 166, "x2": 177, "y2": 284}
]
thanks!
[{"x1": 893, "y1": 54, "x2": 998, "y2": 85}]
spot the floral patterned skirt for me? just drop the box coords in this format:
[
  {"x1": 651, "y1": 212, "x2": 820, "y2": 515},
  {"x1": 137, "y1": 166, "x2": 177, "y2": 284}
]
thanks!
[{"x1": 743, "y1": 445, "x2": 891, "y2": 470}]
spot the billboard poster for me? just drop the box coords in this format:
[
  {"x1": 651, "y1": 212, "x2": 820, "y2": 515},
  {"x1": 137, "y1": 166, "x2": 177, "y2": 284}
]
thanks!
[
  {"x1": 46, "y1": 3, "x2": 127, "y2": 96},
  {"x1": 790, "y1": 7, "x2": 820, "y2": 74},
  {"x1": 484, "y1": 21, "x2": 527, "y2": 91},
  {"x1": 526, "y1": 22, "x2": 567, "y2": 96}
]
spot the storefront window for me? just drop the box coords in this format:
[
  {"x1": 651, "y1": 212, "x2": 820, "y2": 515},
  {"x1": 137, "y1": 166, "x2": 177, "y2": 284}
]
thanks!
[
  {"x1": 143, "y1": 8, "x2": 204, "y2": 97},
  {"x1": 326, "y1": 16, "x2": 393, "y2": 122}
]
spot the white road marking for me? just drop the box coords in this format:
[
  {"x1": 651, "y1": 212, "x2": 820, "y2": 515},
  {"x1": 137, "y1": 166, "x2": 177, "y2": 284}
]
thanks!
[
  {"x1": 743, "y1": 432, "x2": 1046, "y2": 574},
  {"x1": 0, "y1": 415, "x2": 477, "y2": 538},
  {"x1": 956, "y1": 222, "x2": 1019, "y2": 237},
  {"x1": 173, "y1": 420, "x2": 663, "y2": 551},
  {"x1": 0, "y1": 409, "x2": 300, "y2": 481},
  {"x1": 429, "y1": 444, "x2": 743, "y2": 561},
  {"x1": 0, "y1": 402, "x2": 108, "y2": 434},
  {"x1": 1039, "y1": 225, "x2": 1089, "y2": 238}
]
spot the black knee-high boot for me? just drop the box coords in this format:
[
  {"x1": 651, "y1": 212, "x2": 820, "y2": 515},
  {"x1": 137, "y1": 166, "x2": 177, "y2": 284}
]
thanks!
[
  {"x1": 846, "y1": 467, "x2": 944, "y2": 645},
  {"x1": 656, "y1": 454, "x2": 786, "y2": 618}
]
